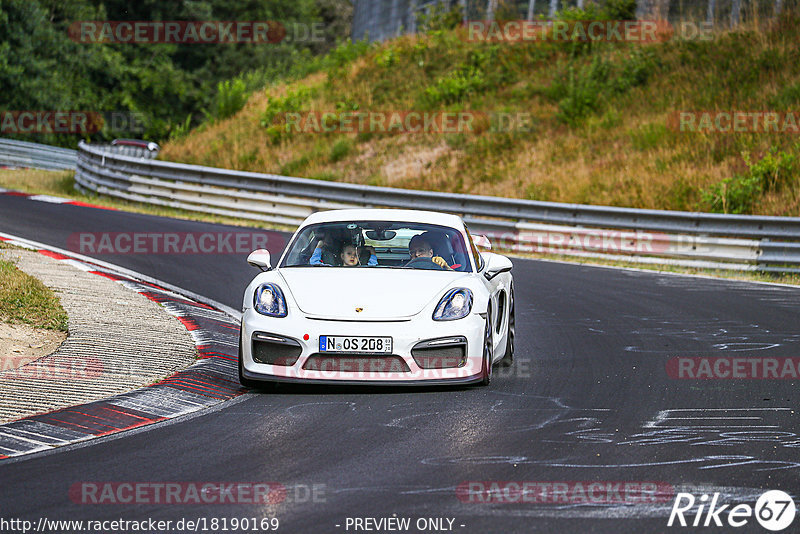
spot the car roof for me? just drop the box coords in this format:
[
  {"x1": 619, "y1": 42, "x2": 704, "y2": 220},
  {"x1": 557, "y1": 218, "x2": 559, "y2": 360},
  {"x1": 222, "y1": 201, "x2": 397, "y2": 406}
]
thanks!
[{"x1": 298, "y1": 209, "x2": 465, "y2": 229}]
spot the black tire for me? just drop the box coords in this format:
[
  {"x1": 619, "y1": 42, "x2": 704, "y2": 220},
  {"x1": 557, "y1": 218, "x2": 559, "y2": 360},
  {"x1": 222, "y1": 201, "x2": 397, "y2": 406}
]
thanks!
[
  {"x1": 480, "y1": 308, "x2": 494, "y2": 386},
  {"x1": 499, "y1": 285, "x2": 515, "y2": 367},
  {"x1": 238, "y1": 328, "x2": 260, "y2": 389}
]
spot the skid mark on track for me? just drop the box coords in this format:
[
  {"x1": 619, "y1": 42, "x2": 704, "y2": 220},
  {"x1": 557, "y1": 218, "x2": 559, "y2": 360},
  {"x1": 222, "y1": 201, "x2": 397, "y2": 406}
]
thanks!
[
  {"x1": 290, "y1": 478, "x2": 784, "y2": 520},
  {"x1": 710, "y1": 342, "x2": 783, "y2": 351},
  {"x1": 421, "y1": 453, "x2": 800, "y2": 472},
  {"x1": 381, "y1": 395, "x2": 609, "y2": 432},
  {"x1": 285, "y1": 401, "x2": 358, "y2": 416},
  {"x1": 618, "y1": 316, "x2": 800, "y2": 353},
  {"x1": 414, "y1": 401, "x2": 800, "y2": 473},
  {"x1": 426, "y1": 484, "x2": 772, "y2": 519}
]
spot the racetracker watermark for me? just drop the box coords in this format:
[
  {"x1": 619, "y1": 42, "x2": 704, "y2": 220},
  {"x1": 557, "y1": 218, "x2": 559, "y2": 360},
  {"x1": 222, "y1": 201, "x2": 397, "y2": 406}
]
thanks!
[
  {"x1": 667, "y1": 357, "x2": 800, "y2": 380},
  {"x1": 464, "y1": 20, "x2": 674, "y2": 43},
  {"x1": 668, "y1": 111, "x2": 800, "y2": 134},
  {"x1": 67, "y1": 232, "x2": 281, "y2": 255},
  {"x1": 480, "y1": 229, "x2": 683, "y2": 255},
  {"x1": 0, "y1": 111, "x2": 146, "y2": 135},
  {"x1": 68, "y1": 482, "x2": 324, "y2": 504},
  {"x1": 0, "y1": 356, "x2": 103, "y2": 380},
  {"x1": 0, "y1": 357, "x2": 201, "y2": 382},
  {"x1": 268, "y1": 111, "x2": 535, "y2": 135},
  {"x1": 456, "y1": 481, "x2": 674, "y2": 504},
  {"x1": 69, "y1": 21, "x2": 325, "y2": 44},
  {"x1": 264, "y1": 355, "x2": 533, "y2": 381}
]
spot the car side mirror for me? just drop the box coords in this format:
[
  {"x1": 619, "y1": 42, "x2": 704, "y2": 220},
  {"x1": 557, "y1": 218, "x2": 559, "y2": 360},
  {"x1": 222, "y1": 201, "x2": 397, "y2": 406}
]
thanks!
[
  {"x1": 482, "y1": 253, "x2": 512, "y2": 280},
  {"x1": 247, "y1": 249, "x2": 272, "y2": 271},
  {"x1": 472, "y1": 234, "x2": 492, "y2": 250}
]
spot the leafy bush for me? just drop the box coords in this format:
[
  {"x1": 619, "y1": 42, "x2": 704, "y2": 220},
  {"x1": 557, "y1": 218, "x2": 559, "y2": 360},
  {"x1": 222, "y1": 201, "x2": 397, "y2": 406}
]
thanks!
[
  {"x1": 702, "y1": 174, "x2": 763, "y2": 214},
  {"x1": 768, "y1": 82, "x2": 800, "y2": 109},
  {"x1": 375, "y1": 47, "x2": 398, "y2": 68},
  {"x1": 703, "y1": 146, "x2": 799, "y2": 213},
  {"x1": 614, "y1": 48, "x2": 658, "y2": 92},
  {"x1": 324, "y1": 39, "x2": 374, "y2": 70},
  {"x1": 416, "y1": 4, "x2": 462, "y2": 33},
  {"x1": 280, "y1": 155, "x2": 310, "y2": 176},
  {"x1": 559, "y1": 0, "x2": 638, "y2": 21},
  {"x1": 423, "y1": 48, "x2": 496, "y2": 106},
  {"x1": 629, "y1": 123, "x2": 669, "y2": 151},
  {"x1": 209, "y1": 78, "x2": 248, "y2": 121},
  {"x1": 601, "y1": 0, "x2": 638, "y2": 20},
  {"x1": 493, "y1": 0, "x2": 523, "y2": 20},
  {"x1": 554, "y1": 0, "x2": 638, "y2": 55},
  {"x1": 259, "y1": 86, "x2": 317, "y2": 144},
  {"x1": 424, "y1": 66, "x2": 488, "y2": 105},
  {"x1": 599, "y1": 107, "x2": 622, "y2": 129},
  {"x1": 169, "y1": 114, "x2": 194, "y2": 141},
  {"x1": 553, "y1": 48, "x2": 657, "y2": 126},
  {"x1": 1, "y1": 0, "x2": 355, "y2": 146},
  {"x1": 554, "y1": 57, "x2": 609, "y2": 126},
  {"x1": 558, "y1": 1, "x2": 603, "y2": 22},
  {"x1": 329, "y1": 138, "x2": 352, "y2": 162},
  {"x1": 744, "y1": 146, "x2": 798, "y2": 192}
]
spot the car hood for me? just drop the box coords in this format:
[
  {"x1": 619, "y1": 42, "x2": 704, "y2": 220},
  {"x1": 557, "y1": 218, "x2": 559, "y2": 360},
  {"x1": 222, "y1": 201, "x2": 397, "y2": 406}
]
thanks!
[{"x1": 278, "y1": 268, "x2": 466, "y2": 320}]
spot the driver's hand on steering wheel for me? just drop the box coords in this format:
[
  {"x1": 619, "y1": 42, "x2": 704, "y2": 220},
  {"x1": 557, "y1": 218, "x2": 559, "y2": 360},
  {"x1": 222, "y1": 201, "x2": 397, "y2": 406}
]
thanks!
[{"x1": 432, "y1": 256, "x2": 451, "y2": 269}]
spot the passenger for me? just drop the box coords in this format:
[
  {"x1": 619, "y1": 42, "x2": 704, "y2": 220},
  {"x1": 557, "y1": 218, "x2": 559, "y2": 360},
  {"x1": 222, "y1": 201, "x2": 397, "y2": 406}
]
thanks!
[
  {"x1": 407, "y1": 234, "x2": 451, "y2": 269},
  {"x1": 310, "y1": 241, "x2": 377, "y2": 266},
  {"x1": 339, "y1": 243, "x2": 378, "y2": 266}
]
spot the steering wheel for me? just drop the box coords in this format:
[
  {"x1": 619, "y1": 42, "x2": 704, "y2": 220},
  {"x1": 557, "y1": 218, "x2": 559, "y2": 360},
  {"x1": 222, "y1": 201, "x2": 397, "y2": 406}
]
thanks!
[{"x1": 403, "y1": 256, "x2": 447, "y2": 270}]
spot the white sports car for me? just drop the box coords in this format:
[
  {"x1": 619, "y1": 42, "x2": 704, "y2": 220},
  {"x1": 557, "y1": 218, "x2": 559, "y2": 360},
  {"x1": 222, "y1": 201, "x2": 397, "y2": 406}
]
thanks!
[{"x1": 239, "y1": 209, "x2": 514, "y2": 386}]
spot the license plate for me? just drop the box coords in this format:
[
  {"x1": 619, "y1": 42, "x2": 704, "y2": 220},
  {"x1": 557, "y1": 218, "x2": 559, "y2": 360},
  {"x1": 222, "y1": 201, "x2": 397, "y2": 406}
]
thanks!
[{"x1": 320, "y1": 336, "x2": 392, "y2": 353}]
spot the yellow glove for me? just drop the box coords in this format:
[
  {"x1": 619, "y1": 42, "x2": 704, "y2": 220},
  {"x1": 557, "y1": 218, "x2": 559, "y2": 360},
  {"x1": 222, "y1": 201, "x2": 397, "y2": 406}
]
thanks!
[{"x1": 432, "y1": 256, "x2": 451, "y2": 269}]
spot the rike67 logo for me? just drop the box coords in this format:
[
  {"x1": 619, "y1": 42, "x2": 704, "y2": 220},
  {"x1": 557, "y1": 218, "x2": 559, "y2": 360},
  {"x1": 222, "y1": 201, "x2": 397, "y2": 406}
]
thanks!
[{"x1": 668, "y1": 490, "x2": 796, "y2": 531}]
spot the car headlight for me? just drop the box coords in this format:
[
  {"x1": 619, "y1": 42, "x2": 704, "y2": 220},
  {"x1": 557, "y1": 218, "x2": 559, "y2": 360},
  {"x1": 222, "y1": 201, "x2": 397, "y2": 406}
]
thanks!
[
  {"x1": 253, "y1": 283, "x2": 288, "y2": 317},
  {"x1": 433, "y1": 288, "x2": 473, "y2": 321}
]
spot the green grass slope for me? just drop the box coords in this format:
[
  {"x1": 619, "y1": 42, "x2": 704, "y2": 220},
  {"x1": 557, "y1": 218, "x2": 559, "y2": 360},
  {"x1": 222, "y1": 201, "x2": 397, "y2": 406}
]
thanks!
[{"x1": 162, "y1": 7, "x2": 800, "y2": 216}]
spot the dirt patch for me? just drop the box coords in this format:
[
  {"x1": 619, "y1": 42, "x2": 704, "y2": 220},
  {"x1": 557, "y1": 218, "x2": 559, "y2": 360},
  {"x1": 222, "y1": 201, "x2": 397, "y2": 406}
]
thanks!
[
  {"x1": 0, "y1": 322, "x2": 66, "y2": 371},
  {"x1": 381, "y1": 143, "x2": 453, "y2": 186}
]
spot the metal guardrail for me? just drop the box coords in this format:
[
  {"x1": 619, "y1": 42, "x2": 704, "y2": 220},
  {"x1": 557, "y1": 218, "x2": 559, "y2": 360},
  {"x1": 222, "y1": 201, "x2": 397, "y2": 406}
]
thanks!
[
  {"x1": 0, "y1": 138, "x2": 158, "y2": 171},
  {"x1": 74, "y1": 141, "x2": 800, "y2": 273},
  {"x1": 109, "y1": 139, "x2": 160, "y2": 159},
  {"x1": 0, "y1": 138, "x2": 77, "y2": 171}
]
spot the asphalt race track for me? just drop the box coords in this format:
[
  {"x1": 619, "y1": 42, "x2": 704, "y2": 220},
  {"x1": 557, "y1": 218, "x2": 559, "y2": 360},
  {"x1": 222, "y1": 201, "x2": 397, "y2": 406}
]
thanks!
[{"x1": 1, "y1": 194, "x2": 799, "y2": 534}]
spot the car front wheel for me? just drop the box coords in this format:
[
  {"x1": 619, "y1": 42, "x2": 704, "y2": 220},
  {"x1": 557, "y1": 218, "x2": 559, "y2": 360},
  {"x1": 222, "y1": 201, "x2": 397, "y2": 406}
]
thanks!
[{"x1": 499, "y1": 284, "x2": 514, "y2": 367}]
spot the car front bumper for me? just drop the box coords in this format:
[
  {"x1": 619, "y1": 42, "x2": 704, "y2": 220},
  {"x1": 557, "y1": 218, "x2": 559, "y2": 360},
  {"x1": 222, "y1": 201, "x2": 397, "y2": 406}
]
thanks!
[{"x1": 240, "y1": 308, "x2": 486, "y2": 384}]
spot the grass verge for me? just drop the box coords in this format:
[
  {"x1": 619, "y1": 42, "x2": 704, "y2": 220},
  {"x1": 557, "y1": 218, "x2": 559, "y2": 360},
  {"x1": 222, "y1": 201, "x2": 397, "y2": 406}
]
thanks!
[{"x1": 0, "y1": 244, "x2": 69, "y2": 331}]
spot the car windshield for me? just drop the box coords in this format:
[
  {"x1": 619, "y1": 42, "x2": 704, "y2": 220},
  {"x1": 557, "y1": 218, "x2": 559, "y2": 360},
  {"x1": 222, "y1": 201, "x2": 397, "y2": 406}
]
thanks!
[{"x1": 280, "y1": 221, "x2": 472, "y2": 272}]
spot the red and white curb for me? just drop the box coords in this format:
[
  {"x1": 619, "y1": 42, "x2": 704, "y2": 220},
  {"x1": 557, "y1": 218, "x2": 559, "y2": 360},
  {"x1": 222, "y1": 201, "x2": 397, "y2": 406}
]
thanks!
[
  {"x1": 0, "y1": 187, "x2": 114, "y2": 210},
  {"x1": 0, "y1": 233, "x2": 244, "y2": 459}
]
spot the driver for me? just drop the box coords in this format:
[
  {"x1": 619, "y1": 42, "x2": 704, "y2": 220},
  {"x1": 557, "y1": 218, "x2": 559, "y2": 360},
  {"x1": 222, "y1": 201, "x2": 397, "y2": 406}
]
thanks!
[{"x1": 408, "y1": 234, "x2": 451, "y2": 270}]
